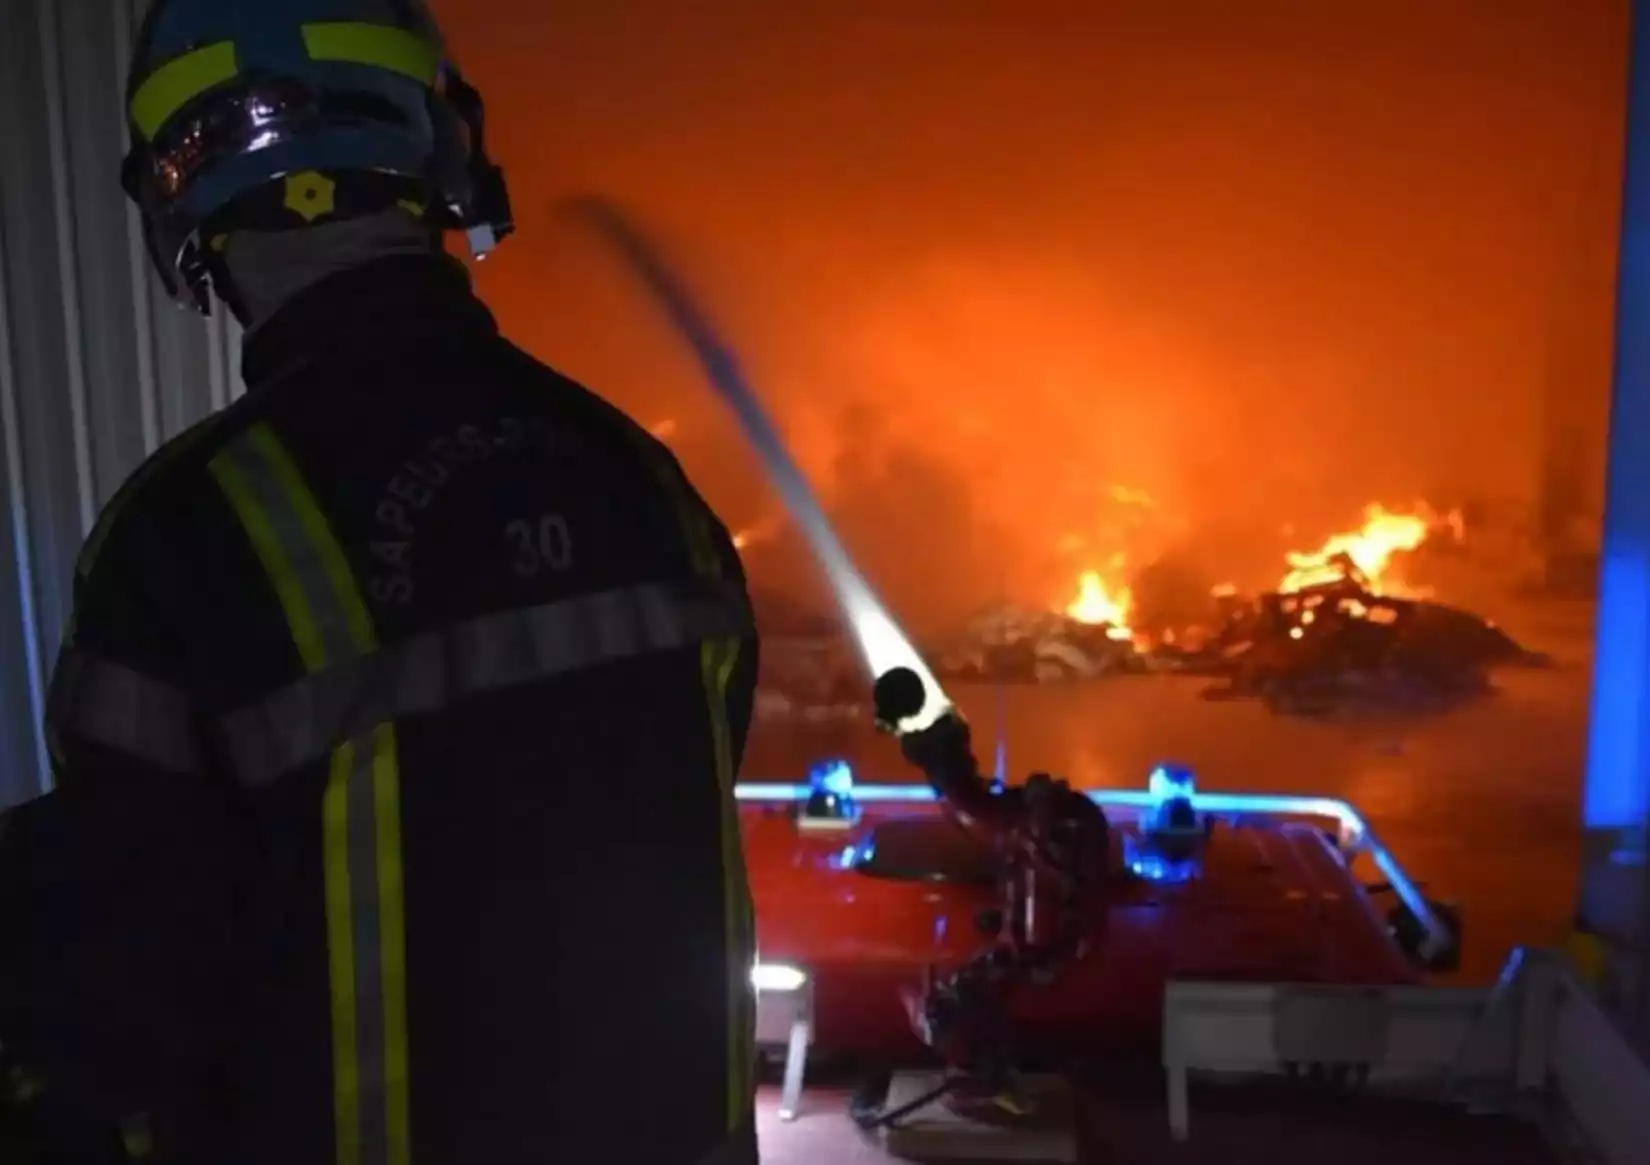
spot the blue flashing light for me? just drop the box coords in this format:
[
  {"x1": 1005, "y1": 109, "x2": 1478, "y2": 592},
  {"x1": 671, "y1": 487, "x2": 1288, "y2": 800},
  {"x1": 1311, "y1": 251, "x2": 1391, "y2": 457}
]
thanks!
[
  {"x1": 799, "y1": 758, "x2": 861, "y2": 828},
  {"x1": 1124, "y1": 836, "x2": 1199, "y2": 885},
  {"x1": 1146, "y1": 763, "x2": 1197, "y2": 809},
  {"x1": 809, "y1": 758, "x2": 855, "y2": 798},
  {"x1": 1145, "y1": 763, "x2": 1199, "y2": 835}
]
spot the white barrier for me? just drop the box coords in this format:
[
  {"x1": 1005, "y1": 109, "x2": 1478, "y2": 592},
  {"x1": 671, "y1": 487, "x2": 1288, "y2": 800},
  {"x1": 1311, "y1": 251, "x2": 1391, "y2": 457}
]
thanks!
[
  {"x1": 1162, "y1": 948, "x2": 1650, "y2": 1162},
  {"x1": 753, "y1": 976, "x2": 813, "y2": 1122}
]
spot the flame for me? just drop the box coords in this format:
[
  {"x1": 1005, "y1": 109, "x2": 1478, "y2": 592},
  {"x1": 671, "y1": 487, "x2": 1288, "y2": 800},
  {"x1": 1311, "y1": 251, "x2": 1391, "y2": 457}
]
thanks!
[
  {"x1": 1064, "y1": 570, "x2": 1134, "y2": 640},
  {"x1": 1107, "y1": 484, "x2": 1157, "y2": 509},
  {"x1": 1278, "y1": 504, "x2": 1430, "y2": 595}
]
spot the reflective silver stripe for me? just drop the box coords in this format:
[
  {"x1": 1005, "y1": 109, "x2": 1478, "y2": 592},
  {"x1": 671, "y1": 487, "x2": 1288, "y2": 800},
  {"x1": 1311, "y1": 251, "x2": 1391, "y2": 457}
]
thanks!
[
  {"x1": 220, "y1": 579, "x2": 752, "y2": 787},
  {"x1": 45, "y1": 649, "x2": 202, "y2": 774}
]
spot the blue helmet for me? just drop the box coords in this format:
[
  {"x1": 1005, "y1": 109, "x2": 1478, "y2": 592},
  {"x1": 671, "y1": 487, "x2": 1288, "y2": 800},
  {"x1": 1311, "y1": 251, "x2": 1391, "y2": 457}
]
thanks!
[{"x1": 121, "y1": 0, "x2": 513, "y2": 314}]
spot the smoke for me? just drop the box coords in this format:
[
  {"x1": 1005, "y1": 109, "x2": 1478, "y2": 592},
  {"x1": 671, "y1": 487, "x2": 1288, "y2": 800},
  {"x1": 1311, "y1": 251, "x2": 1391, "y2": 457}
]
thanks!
[
  {"x1": 567, "y1": 197, "x2": 951, "y2": 725},
  {"x1": 825, "y1": 402, "x2": 1008, "y2": 635},
  {"x1": 445, "y1": 0, "x2": 1626, "y2": 625}
]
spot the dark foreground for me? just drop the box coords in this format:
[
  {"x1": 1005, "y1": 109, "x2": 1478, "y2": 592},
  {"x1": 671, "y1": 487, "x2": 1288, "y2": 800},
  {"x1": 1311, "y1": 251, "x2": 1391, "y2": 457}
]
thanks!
[{"x1": 754, "y1": 1080, "x2": 1560, "y2": 1164}]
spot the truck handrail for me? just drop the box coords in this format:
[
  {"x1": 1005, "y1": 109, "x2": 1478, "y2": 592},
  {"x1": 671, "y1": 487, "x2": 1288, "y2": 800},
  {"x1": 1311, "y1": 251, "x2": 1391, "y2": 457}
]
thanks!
[{"x1": 734, "y1": 784, "x2": 1452, "y2": 962}]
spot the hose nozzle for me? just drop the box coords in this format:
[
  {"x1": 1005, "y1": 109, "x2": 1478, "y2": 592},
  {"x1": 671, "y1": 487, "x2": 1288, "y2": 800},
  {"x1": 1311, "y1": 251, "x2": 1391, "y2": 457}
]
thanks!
[{"x1": 872, "y1": 666, "x2": 929, "y2": 734}]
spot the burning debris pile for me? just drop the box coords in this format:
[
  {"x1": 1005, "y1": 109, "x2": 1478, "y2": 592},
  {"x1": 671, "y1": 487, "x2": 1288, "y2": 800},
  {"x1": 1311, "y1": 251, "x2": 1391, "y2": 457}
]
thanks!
[
  {"x1": 741, "y1": 495, "x2": 1546, "y2": 719},
  {"x1": 929, "y1": 572, "x2": 1144, "y2": 683},
  {"x1": 1163, "y1": 506, "x2": 1548, "y2": 716},
  {"x1": 924, "y1": 502, "x2": 1544, "y2": 709}
]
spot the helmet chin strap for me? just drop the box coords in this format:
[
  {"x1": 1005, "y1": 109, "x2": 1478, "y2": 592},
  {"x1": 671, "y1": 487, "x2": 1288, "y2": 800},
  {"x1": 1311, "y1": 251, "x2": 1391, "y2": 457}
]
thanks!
[
  {"x1": 178, "y1": 241, "x2": 216, "y2": 316},
  {"x1": 435, "y1": 65, "x2": 514, "y2": 258}
]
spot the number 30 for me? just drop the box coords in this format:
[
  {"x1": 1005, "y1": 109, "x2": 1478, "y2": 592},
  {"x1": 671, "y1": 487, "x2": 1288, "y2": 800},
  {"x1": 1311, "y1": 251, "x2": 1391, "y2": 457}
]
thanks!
[{"x1": 506, "y1": 514, "x2": 573, "y2": 576}]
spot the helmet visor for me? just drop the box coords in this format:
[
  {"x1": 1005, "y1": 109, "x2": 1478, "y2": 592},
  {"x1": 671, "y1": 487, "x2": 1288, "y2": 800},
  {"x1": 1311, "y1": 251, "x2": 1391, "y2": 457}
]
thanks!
[{"x1": 126, "y1": 78, "x2": 417, "y2": 206}]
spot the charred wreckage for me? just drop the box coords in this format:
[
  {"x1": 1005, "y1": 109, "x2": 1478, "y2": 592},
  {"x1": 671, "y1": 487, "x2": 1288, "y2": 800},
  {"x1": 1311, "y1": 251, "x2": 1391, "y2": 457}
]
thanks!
[{"x1": 755, "y1": 548, "x2": 1549, "y2": 722}]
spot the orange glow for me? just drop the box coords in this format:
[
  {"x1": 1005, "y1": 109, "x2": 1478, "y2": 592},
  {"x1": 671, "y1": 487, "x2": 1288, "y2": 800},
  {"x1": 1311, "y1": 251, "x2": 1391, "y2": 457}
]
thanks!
[
  {"x1": 1278, "y1": 504, "x2": 1430, "y2": 595},
  {"x1": 731, "y1": 516, "x2": 779, "y2": 551},
  {"x1": 446, "y1": 2, "x2": 1619, "y2": 629}
]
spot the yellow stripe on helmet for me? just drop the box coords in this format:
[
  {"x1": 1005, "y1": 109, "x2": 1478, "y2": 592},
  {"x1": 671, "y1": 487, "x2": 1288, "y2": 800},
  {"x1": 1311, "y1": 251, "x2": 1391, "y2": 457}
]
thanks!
[
  {"x1": 129, "y1": 41, "x2": 239, "y2": 141},
  {"x1": 301, "y1": 22, "x2": 440, "y2": 85}
]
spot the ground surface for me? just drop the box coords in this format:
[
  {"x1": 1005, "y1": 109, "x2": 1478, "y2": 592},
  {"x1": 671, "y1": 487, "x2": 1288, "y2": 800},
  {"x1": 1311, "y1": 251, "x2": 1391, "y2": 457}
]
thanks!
[{"x1": 754, "y1": 1081, "x2": 1561, "y2": 1164}]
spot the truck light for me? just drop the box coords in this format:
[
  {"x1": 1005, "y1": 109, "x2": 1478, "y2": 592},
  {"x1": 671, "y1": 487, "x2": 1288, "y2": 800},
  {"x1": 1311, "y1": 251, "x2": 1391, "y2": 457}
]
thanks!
[{"x1": 751, "y1": 962, "x2": 807, "y2": 992}]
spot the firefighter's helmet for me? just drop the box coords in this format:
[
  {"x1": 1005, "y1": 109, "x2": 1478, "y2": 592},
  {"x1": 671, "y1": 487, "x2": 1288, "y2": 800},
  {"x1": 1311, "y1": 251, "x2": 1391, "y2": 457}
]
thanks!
[{"x1": 121, "y1": 0, "x2": 513, "y2": 313}]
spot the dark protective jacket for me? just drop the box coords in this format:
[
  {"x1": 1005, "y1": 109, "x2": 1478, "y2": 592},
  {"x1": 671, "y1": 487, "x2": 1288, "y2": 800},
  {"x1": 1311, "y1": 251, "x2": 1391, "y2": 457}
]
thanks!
[{"x1": 0, "y1": 254, "x2": 759, "y2": 1165}]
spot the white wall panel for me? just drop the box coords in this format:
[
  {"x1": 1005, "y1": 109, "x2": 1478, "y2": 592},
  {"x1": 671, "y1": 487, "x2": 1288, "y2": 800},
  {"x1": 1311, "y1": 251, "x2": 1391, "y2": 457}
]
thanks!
[{"x1": 0, "y1": 0, "x2": 241, "y2": 807}]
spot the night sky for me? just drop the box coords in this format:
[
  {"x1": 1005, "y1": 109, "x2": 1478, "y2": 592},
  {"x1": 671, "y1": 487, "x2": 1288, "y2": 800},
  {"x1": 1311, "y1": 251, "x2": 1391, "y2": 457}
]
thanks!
[{"x1": 435, "y1": 0, "x2": 1628, "y2": 626}]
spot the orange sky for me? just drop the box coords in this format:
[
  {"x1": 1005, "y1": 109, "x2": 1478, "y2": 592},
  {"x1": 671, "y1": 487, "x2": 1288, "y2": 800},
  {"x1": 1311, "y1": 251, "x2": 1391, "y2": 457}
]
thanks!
[{"x1": 435, "y1": 0, "x2": 1628, "y2": 625}]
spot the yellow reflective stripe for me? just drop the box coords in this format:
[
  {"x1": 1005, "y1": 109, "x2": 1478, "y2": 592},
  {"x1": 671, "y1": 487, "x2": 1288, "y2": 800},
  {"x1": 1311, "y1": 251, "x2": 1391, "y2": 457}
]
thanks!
[
  {"x1": 323, "y1": 744, "x2": 362, "y2": 1165},
  {"x1": 209, "y1": 422, "x2": 408, "y2": 1165},
  {"x1": 701, "y1": 632, "x2": 753, "y2": 1126},
  {"x1": 301, "y1": 22, "x2": 440, "y2": 85},
  {"x1": 244, "y1": 425, "x2": 378, "y2": 652},
  {"x1": 209, "y1": 447, "x2": 331, "y2": 672},
  {"x1": 129, "y1": 41, "x2": 239, "y2": 141},
  {"x1": 373, "y1": 721, "x2": 411, "y2": 1165},
  {"x1": 639, "y1": 446, "x2": 755, "y2": 1130}
]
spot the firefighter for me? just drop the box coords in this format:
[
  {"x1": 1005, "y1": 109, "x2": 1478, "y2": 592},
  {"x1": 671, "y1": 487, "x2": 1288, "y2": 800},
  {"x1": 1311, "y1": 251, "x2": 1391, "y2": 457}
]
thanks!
[{"x1": 0, "y1": 1, "x2": 760, "y2": 1162}]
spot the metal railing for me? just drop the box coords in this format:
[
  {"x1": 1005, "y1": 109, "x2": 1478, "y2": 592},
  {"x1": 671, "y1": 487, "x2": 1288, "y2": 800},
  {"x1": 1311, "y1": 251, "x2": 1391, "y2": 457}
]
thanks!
[{"x1": 735, "y1": 783, "x2": 1454, "y2": 961}]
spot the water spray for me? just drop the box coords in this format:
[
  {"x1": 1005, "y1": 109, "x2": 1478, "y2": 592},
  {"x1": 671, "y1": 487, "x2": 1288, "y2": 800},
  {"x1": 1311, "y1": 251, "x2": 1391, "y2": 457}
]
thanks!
[
  {"x1": 565, "y1": 202, "x2": 1143, "y2": 1094},
  {"x1": 564, "y1": 196, "x2": 950, "y2": 732}
]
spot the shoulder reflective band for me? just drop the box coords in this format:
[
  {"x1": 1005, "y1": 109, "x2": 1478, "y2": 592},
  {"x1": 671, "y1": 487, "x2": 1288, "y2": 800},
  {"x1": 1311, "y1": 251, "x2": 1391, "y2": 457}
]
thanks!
[
  {"x1": 209, "y1": 423, "x2": 409, "y2": 1165},
  {"x1": 300, "y1": 23, "x2": 440, "y2": 86},
  {"x1": 638, "y1": 443, "x2": 757, "y2": 1133},
  {"x1": 219, "y1": 578, "x2": 751, "y2": 786},
  {"x1": 129, "y1": 41, "x2": 239, "y2": 142},
  {"x1": 37, "y1": 579, "x2": 753, "y2": 788},
  {"x1": 44, "y1": 650, "x2": 202, "y2": 775}
]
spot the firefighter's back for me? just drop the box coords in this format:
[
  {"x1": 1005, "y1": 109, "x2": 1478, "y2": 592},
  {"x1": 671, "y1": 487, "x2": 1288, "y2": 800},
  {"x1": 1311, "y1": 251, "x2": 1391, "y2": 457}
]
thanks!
[
  {"x1": 90, "y1": 3, "x2": 757, "y2": 1160},
  {"x1": 144, "y1": 256, "x2": 757, "y2": 1164}
]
